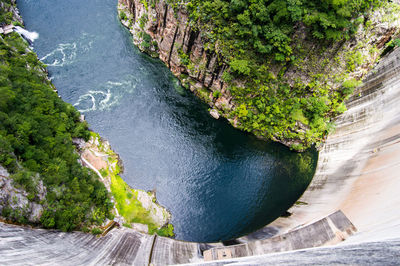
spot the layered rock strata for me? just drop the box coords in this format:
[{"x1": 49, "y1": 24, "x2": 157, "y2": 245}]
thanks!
[
  {"x1": 1, "y1": 42, "x2": 395, "y2": 266},
  {"x1": 118, "y1": 0, "x2": 237, "y2": 126},
  {"x1": 2, "y1": 1, "x2": 400, "y2": 264}
]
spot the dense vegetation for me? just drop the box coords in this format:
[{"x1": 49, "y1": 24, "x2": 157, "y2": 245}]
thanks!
[
  {"x1": 1, "y1": 1, "x2": 174, "y2": 236},
  {"x1": 0, "y1": 0, "x2": 19, "y2": 26},
  {"x1": 164, "y1": 0, "x2": 389, "y2": 150},
  {"x1": 0, "y1": 27, "x2": 112, "y2": 230}
]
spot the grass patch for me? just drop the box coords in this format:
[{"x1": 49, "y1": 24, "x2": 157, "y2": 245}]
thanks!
[{"x1": 90, "y1": 134, "x2": 174, "y2": 237}]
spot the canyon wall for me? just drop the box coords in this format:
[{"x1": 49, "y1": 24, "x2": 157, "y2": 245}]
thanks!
[
  {"x1": 116, "y1": 0, "x2": 400, "y2": 245},
  {"x1": 118, "y1": 0, "x2": 400, "y2": 147},
  {"x1": 118, "y1": 0, "x2": 233, "y2": 121},
  {"x1": 1, "y1": 1, "x2": 400, "y2": 264}
]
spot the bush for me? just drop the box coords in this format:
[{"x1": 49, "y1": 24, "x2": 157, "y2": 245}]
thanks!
[
  {"x1": 119, "y1": 11, "x2": 127, "y2": 21},
  {"x1": 230, "y1": 59, "x2": 251, "y2": 76},
  {"x1": 157, "y1": 224, "x2": 174, "y2": 237},
  {"x1": 91, "y1": 227, "x2": 103, "y2": 235}
]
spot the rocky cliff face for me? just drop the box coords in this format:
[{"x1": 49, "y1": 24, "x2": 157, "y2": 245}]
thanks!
[
  {"x1": 0, "y1": 0, "x2": 23, "y2": 25},
  {"x1": 0, "y1": 165, "x2": 46, "y2": 224},
  {"x1": 118, "y1": 0, "x2": 400, "y2": 148},
  {"x1": 1, "y1": 46, "x2": 400, "y2": 265},
  {"x1": 118, "y1": 0, "x2": 233, "y2": 119}
]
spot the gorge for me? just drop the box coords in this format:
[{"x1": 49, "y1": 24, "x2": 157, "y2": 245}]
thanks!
[
  {"x1": 15, "y1": 0, "x2": 317, "y2": 242},
  {"x1": 1, "y1": 0, "x2": 400, "y2": 265},
  {"x1": 1, "y1": 40, "x2": 399, "y2": 266}
]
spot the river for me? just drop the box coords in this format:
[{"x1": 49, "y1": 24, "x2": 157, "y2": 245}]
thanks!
[{"x1": 18, "y1": 0, "x2": 317, "y2": 242}]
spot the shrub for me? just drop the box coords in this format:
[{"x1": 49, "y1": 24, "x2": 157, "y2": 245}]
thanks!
[
  {"x1": 119, "y1": 11, "x2": 127, "y2": 21},
  {"x1": 91, "y1": 227, "x2": 103, "y2": 235}
]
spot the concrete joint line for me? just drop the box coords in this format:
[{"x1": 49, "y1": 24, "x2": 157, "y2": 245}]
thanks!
[{"x1": 148, "y1": 234, "x2": 157, "y2": 266}]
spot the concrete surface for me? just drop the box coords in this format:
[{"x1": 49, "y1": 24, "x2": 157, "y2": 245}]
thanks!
[
  {"x1": 204, "y1": 211, "x2": 356, "y2": 261},
  {"x1": 188, "y1": 238, "x2": 400, "y2": 265}
]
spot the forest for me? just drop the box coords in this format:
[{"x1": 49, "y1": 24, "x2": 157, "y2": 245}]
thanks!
[
  {"x1": 165, "y1": 0, "x2": 389, "y2": 150},
  {"x1": 0, "y1": 23, "x2": 112, "y2": 230}
]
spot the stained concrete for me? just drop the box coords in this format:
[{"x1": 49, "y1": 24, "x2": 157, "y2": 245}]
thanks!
[
  {"x1": 0, "y1": 211, "x2": 355, "y2": 265},
  {"x1": 0, "y1": 223, "x2": 210, "y2": 265},
  {"x1": 203, "y1": 211, "x2": 356, "y2": 261},
  {"x1": 188, "y1": 238, "x2": 400, "y2": 266}
]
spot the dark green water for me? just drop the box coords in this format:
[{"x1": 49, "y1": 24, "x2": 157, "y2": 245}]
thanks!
[{"x1": 18, "y1": 0, "x2": 318, "y2": 242}]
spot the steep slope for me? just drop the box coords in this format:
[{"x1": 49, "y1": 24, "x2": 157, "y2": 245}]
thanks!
[
  {"x1": 118, "y1": 0, "x2": 400, "y2": 150},
  {"x1": 0, "y1": 1, "x2": 400, "y2": 264},
  {"x1": 0, "y1": 1, "x2": 113, "y2": 230},
  {"x1": 253, "y1": 46, "x2": 400, "y2": 243},
  {"x1": 0, "y1": 0, "x2": 172, "y2": 235}
]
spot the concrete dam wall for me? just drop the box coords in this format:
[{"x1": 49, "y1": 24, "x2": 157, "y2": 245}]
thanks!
[{"x1": 0, "y1": 211, "x2": 356, "y2": 265}]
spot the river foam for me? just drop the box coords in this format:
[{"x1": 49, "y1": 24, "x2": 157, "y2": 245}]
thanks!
[
  {"x1": 74, "y1": 78, "x2": 136, "y2": 112},
  {"x1": 14, "y1": 26, "x2": 38, "y2": 43}
]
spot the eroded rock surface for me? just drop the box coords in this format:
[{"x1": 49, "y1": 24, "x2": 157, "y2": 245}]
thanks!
[{"x1": 0, "y1": 166, "x2": 46, "y2": 224}]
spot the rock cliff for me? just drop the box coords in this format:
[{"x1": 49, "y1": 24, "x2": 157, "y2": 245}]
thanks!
[
  {"x1": 118, "y1": 0, "x2": 235, "y2": 124},
  {"x1": 0, "y1": 166, "x2": 46, "y2": 224},
  {"x1": 118, "y1": 0, "x2": 400, "y2": 149}
]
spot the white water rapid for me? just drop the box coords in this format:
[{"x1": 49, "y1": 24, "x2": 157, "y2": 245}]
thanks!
[{"x1": 14, "y1": 26, "x2": 39, "y2": 43}]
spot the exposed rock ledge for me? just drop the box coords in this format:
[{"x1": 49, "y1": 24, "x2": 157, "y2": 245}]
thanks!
[
  {"x1": 74, "y1": 134, "x2": 171, "y2": 233},
  {"x1": 117, "y1": 0, "x2": 400, "y2": 244},
  {"x1": 0, "y1": 165, "x2": 46, "y2": 224},
  {"x1": 1, "y1": 1, "x2": 400, "y2": 264}
]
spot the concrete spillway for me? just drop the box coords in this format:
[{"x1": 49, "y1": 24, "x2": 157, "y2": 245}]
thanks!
[{"x1": 1, "y1": 47, "x2": 400, "y2": 266}]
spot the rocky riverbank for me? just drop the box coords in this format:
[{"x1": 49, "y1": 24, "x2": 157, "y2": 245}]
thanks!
[
  {"x1": 75, "y1": 133, "x2": 173, "y2": 236},
  {"x1": 1, "y1": 46, "x2": 400, "y2": 266}
]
